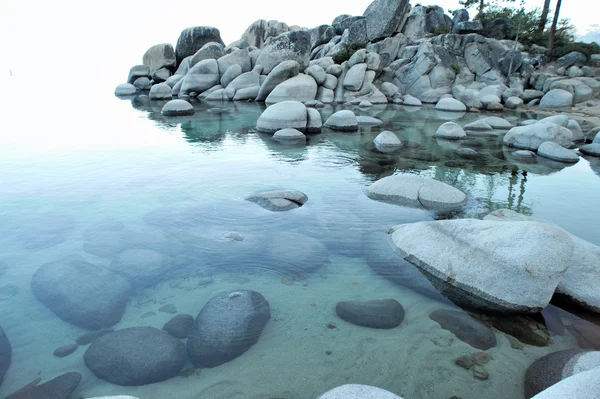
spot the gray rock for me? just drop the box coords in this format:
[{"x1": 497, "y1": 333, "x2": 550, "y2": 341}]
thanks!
[
  {"x1": 246, "y1": 190, "x2": 307, "y2": 211},
  {"x1": 363, "y1": 0, "x2": 409, "y2": 41},
  {"x1": 189, "y1": 42, "x2": 225, "y2": 68},
  {"x1": 266, "y1": 232, "x2": 329, "y2": 275},
  {"x1": 165, "y1": 74, "x2": 184, "y2": 88},
  {"x1": 486, "y1": 17, "x2": 511, "y2": 39},
  {"x1": 464, "y1": 120, "x2": 493, "y2": 131},
  {"x1": 163, "y1": 314, "x2": 194, "y2": 339},
  {"x1": 53, "y1": 344, "x2": 78, "y2": 358},
  {"x1": 324, "y1": 110, "x2": 358, "y2": 131},
  {"x1": 357, "y1": 116, "x2": 383, "y2": 125},
  {"x1": 567, "y1": 65, "x2": 583, "y2": 78},
  {"x1": 453, "y1": 21, "x2": 483, "y2": 34},
  {"x1": 520, "y1": 89, "x2": 544, "y2": 102},
  {"x1": 220, "y1": 64, "x2": 243, "y2": 88},
  {"x1": 380, "y1": 82, "x2": 399, "y2": 98},
  {"x1": 512, "y1": 150, "x2": 536, "y2": 159},
  {"x1": 429, "y1": 309, "x2": 496, "y2": 350},
  {"x1": 579, "y1": 143, "x2": 600, "y2": 156},
  {"x1": 317, "y1": 384, "x2": 403, "y2": 399},
  {"x1": 505, "y1": 96, "x2": 524, "y2": 109},
  {"x1": 435, "y1": 98, "x2": 467, "y2": 112},
  {"x1": 161, "y1": 99, "x2": 194, "y2": 116},
  {"x1": 402, "y1": 5, "x2": 427, "y2": 37},
  {"x1": 365, "y1": 175, "x2": 467, "y2": 211},
  {"x1": 537, "y1": 141, "x2": 579, "y2": 163},
  {"x1": 305, "y1": 65, "x2": 326, "y2": 85},
  {"x1": 306, "y1": 107, "x2": 322, "y2": 133},
  {"x1": 186, "y1": 290, "x2": 271, "y2": 367},
  {"x1": 175, "y1": 26, "x2": 224, "y2": 64},
  {"x1": 152, "y1": 68, "x2": 171, "y2": 83},
  {"x1": 256, "y1": 60, "x2": 300, "y2": 101},
  {"x1": 127, "y1": 65, "x2": 150, "y2": 84},
  {"x1": 232, "y1": 86, "x2": 260, "y2": 101},
  {"x1": 255, "y1": 31, "x2": 311, "y2": 74},
  {"x1": 217, "y1": 49, "x2": 251, "y2": 74},
  {"x1": 149, "y1": 83, "x2": 173, "y2": 100},
  {"x1": 133, "y1": 77, "x2": 151, "y2": 90},
  {"x1": 452, "y1": 9, "x2": 470, "y2": 24},
  {"x1": 272, "y1": 128, "x2": 307, "y2": 144},
  {"x1": 499, "y1": 50, "x2": 522, "y2": 75},
  {"x1": 115, "y1": 83, "x2": 137, "y2": 96},
  {"x1": 539, "y1": 89, "x2": 574, "y2": 108},
  {"x1": 0, "y1": 326, "x2": 10, "y2": 385},
  {"x1": 309, "y1": 25, "x2": 335, "y2": 49},
  {"x1": 374, "y1": 131, "x2": 402, "y2": 152},
  {"x1": 532, "y1": 367, "x2": 600, "y2": 399},
  {"x1": 567, "y1": 120, "x2": 584, "y2": 142},
  {"x1": 425, "y1": 6, "x2": 452, "y2": 34},
  {"x1": 11, "y1": 372, "x2": 81, "y2": 399},
  {"x1": 343, "y1": 63, "x2": 367, "y2": 91},
  {"x1": 31, "y1": 256, "x2": 132, "y2": 330},
  {"x1": 227, "y1": 71, "x2": 260, "y2": 93},
  {"x1": 179, "y1": 59, "x2": 220, "y2": 96},
  {"x1": 336, "y1": 299, "x2": 404, "y2": 329},
  {"x1": 84, "y1": 327, "x2": 186, "y2": 385},
  {"x1": 143, "y1": 43, "x2": 176, "y2": 74},
  {"x1": 403, "y1": 95, "x2": 422, "y2": 106},
  {"x1": 525, "y1": 349, "x2": 600, "y2": 398},
  {"x1": 435, "y1": 122, "x2": 467, "y2": 140},
  {"x1": 322, "y1": 73, "x2": 338, "y2": 90},
  {"x1": 174, "y1": 56, "x2": 192, "y2": 75},
  {"x1": 457, "y1": 148, "x2": 479, "y2": 159},
  {"x1": 556, "y1": 51, "x2": 587, "y2": 70},
  {"x1": 389, "y1": 219, "x2": 575, "y2": 313},
  {"x1": 108, "y1": 249, "x2": 169, "y2": 287},
  {"x1": 326, "y1": 64, "x2": 343, "y2": 77},
  {"x1": 478, "y1": 116, "x2": 513, "y2": 129},
  {"x1": 504, "y1": 122, "x2": 573, "y2": 150},
  {"x1": 256, "y1": 100, "x2": 307, "y2": 133},
  {"x1": 265, "y1": 74, "x2": 317, "y2": 104}
]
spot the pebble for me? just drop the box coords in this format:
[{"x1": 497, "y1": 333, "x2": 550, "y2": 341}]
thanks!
[
  {"x1": 53, "y1": 344, "x2": 78, "y2": 358},
  {"x1": 328, "y1": 322, "x2": 337, "y2": 329},
  {"x1": 159, "y1": 304, "x2": 177, "y2": 314},
  {"x1": 473, "y1": 365, "x2": 489, "y2": 380},
  {"x1": 141, "y1": 311, "x2": 156, "y2": 319}
]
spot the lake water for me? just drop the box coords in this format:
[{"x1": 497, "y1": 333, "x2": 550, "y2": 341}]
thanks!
[{"x1": 1, "y1": 88, "x2": 600, "y2": 399}]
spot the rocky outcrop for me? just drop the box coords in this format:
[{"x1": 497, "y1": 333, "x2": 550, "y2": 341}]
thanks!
[
  {"x1": 363, "y1": 0, "x2": 410, "y2": 42},
  {"x1": 187, "y1": 290, "x2": 270, "y2": 368},
  {"x1": 31, "y1": 255, "x2": 132, "y2": 330},
  {"x1": 175, "y1": 26, "x2": 224, "y2": 64},
  {"x1": 389, "y1": 219, "x2": 575, "y2": 313},
  {"x1": 84, "y1": 327, "x2": 186, "y2": 386},
  {"x1": 255, "y1": 31, "x2": 311, "y2": 74}
]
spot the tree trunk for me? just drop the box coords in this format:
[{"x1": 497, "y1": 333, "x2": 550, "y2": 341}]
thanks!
[
  {"x1": 548, "y1": 0, "x2": 562, "y2": 53},
  {"x1": 537, "y1": 0, "x2": 551, "y2": 35},
  {"x1": 479, "y1": 0, "x2": 485, "y2": 15}
]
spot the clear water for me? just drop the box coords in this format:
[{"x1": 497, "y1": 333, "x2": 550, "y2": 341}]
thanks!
[{"x1": 1, "y1": 91, "x2": 600, "y2": 399}]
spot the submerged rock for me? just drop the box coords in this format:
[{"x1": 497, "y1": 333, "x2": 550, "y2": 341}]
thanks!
[
  {"x1": 0, "y1": 326, "x2": 10, "y2": 385},
  {"x1": 324, "y1": 110, "x2": 359, "y2": 131},
  {"x1": 537, "y1": 141, "x2": 579, "y2": 163},
  {"x1": 161, "y1": 99, "x2": 194, "y2": 116},
  {"x1": 265, "y1": 232, "x2": 329, "y2": 275},
  {"x1": 434, "y1": 122, "x2": 467, "y2": 140},
  {"x1": 336, "y1": 299, "x2": 404, "y2": 329},
  {"x1": 272, "y1": 128, "x2": 307, "y2": 143},
  {"x1": 256, "y1": 101, "x2": 307, "y2": 133},
  {"x1": 53, "y1": 344, "x2": 78, "y2": 358},
  {"x1": 187, "y1": 290, "x2": 271, "y2": 368},
  {"x1": 579, "y1": 143, "x2": 600, "y2": 157},
  {"x1": 365, "y1": 175, "x2": 467, "y2": 211},
  {"x1": 114, "y1": 83, "x2": 136, "y2": 96},
  {"x1": 317, "y1": 384, "x2": 403, "y2": 398},
  {"x1": 373, "y1": 131, "x2": 402, "y2": 152},
  {"x1": 108, "y1": 249, "x2": 170, "y2": 288},
  {"x1": 503, "y1": 122, "x2": 573, "y2": 151},
  {"x1": 485, "y1": 314, "x2": 550, "y2": 347},
  {"x1": 525, "y1": 349, "x2": 600, "y2": 398},
  {"x1": 84, "y1": 327, "x2": 186, "y2": 386},
  {"x1": 245, "y1": 190, "x2": 308, "y2": 212},
  {"x1": 430, "y1": 309, "x2": 496, "y2": 350},
  {"x1": 389, "y1": 219, "x2": 574, "y2": 313},
  {"x1": 31, "y1": 256, "x2": 132, "y2": 330},
  {"x1": 10, "y1": 372, "x2": 81, "y2": 399},
  {"x1": 163, "y1": 314, "x2": 194, "y2": 339}
]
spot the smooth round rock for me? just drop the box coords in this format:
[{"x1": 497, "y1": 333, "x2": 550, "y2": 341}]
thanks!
[
  {"x1": 435, "y1": 97, "x2": 467, "y2": 112},
  {"x1": 149, "y1": 83, "x2": 173, "y2": 100},
  {"x1": 336, "y1": 299, "x2": 405, "y2": 329},
  {"x1": 403, "y1": 95, "x2": 422, "y2": 106},
  {"x1": 356, "y1": 116, "x2": 383, "y2": 126},
  {"x1": 114, "y1": 83, "x2": 136, "y2": 96},
  {"x1": 579, "y1": 143, "x2": 600, "y2": 157},
  {"x1": 256, "y1": 101, "x2": 307, "y2": 133},
  {"x1": 434, "y1": 122, "x2": 467, "y2": 140},
  {"x1": 464, "y1": 120, "x2": 493, "y2": 131},
  {"x1": 540, "y1": 89, "x2": 574, "y2": 108},
  {"x1": 84, "y1": 327, "x2": 186, "y2": 386},
  {"x1": 324, "y1": 110, "x2": 358, "y2": 131},
  {"x1": 53, "y1": 344, "x2": 78, "y2": 358},
  {"x1": 478, "y1": 116, "x2": 513, "y2": 129},
  {"x1": 317, "y1": 384, "x2": 403, "y2": 399},
  {"x1": 163, "y1": 314, "x2": 194, "y2": 339},
  {"x1": 273, "y1": 128, "x2": 306, "y2": 143},
  {"x1": 161, "y1": 99, "x2": 194, "y2": 116},
  {"x1": 374, "y1": 131, "x2": 402, "y2": 152},
  {"x1": 537, "y1": 141, "x2": 579, "y2": 163}
]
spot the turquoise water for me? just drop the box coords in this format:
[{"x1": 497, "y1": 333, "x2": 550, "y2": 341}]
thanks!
[{"x1": 0, "y1": 93, "x2": 600, "y2": 399}]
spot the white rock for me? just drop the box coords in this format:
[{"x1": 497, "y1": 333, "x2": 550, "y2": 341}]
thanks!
[
  {"x1": 380, "y1": 82, "x2": 399, "y2": 98},
  {"x1": 464, "y1": 120, "x2": 493, "y2": 131},
  {"x1": 305, "y1": 65, "x2": 326, "y2": 85},
  {"x1": 322, "y1": 74, "x2": 338, "y2": 90},
  {"x1": 537, "y1": 141, "x2": 579, "y2": 163},
  {"x1": 316, "y1": 87, "x2": 334, "y2": 103},
  {"x1": 504, "y1": 122, "x2": 573, "y2": 150},
  {"x1": 390, "y1": 219, "x2": 575, "y2": 313},
  {"x1": 434, "y1": 122, "x2": 467, "y2": 140},
  {"x1": 579, "y1": 143, "x2": 600, "y2": 157},
  {"x1": 272, "y1": 128, "x2": 306, "y2": 143},
  {"x1": 179, "y1": 59, "x2": 220, "y2": 96},
  {"x1": 374, "y1": 131, "x2": 402, "y2": 152},
  {"x1": 306, "y1": 108, "x2": 322, "y2": 133},
  {"x1": 161, "y1": 99, "x2": 194, "y2": 116},
  {"x1": 165, "y1": 74, "x2": 184, "y2": 88},
  {"x1": 356, "y1": 116, "x2": 383, "y2": 125},
  {"x1": 403, "y1": 95, "x2": 422, "y2": 106},
  {"x1": 532, "y1": 367, "x2": 600, "y2": 399},
  {"x1": 343, "y1": 63, "x2": 367, "y2": 91},
  {"x1": 256, "y1": 101, "x2": 307, "y2": 133},
  {"x1": 537, "y1": 114, "x2": 569, "y2": 127},
  {"x1": 114, "y1": 83, "x2": 136, "y2": 96},
  {"x1": 540, "y1": 89, "x2": 574, "y2": 108},
  {"x1": 512, "y1": 150, "x2": 536, "y2": 159},
  {"x1": 324, "y1": 110, "x2": 358, "y2": 131},
  {"x1": 149, "y1": 83, "x2": 173, "y2": 100},
  {"x1": 359, "y1": 100, "x2": 373, "y2": 107},
  {"x1": 317, "y1": 384, "x2": 403, "y2": 399},
  {"x1": 567, "y1": 120, "x2": 584, "y2": 141},
  {"x1": 505, "y1": 96, "x2": 523, "y2": 109},
  {"x1": 256, "y1": 60, "x2": 300, "y2": 101},
  {"x1": 133, "y1": 77, "x2": 151, "y2": 90},
  {"x1": 266, "y1": 74, "x2": 318, "y2": 104},
  {"x1": 478, "y1": 116, "x2": 513, "y2": 129},
  {"x1": 220, "y1": 64, "x2": 243, "y2": 88},
  {"x1": 365, "y1": 175, "x2": 467, "y2": 211},
  {"x1": 435, "y1": 97, "x2": 467, "y2": 112},
  {"x1": 479, "y1": 94, "x2": 501, "y2": 106}
]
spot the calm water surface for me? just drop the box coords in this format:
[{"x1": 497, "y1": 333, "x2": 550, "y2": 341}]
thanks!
[{"x1": 0, "y1": 87, "x2": 599, "y2": 399}]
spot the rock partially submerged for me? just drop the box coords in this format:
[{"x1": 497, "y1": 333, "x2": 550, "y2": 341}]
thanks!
[
  {"x1": 187, "y1": 290, "x2": 271, "y2": 368},
  {"x1": 373, "y1": 131, "x2": 402, "y2": 152},
  {"x1": 537, "y1": 141, "x2": 579, "y2": 163},
  {"x1": 161, "y1": 99, "x2": 194, "y2": 116},
  {"x1": 245, "y1": 190, "x2": 308, "y2": 212},
  {"x1": 324, "y1": 110, "x2": 359, "y2": 131},
  {"x1": 272, "y1": 128, "x2": 307, "y2": 143},
  {"x1": 256, "y1": 101, "x2": 310, "y2": 133},
  {"x1": 389, "y1": 219, "x2": 575, "y2": 313},
  {"x1": 317, "y1": 384, "x2": 403, "y2": 399},
  {"x1": 503, "y1": 122, "x2": 573, "y2": 151},
  {"x1": 336, "y1": 299, "x2": 405, "y2": 329},
  {"x1": 429, "y1": 309, "x2": 496, "y2": 350},
  {"x1": 365, "y1": 175, "x2": 467, "y2": 211}
]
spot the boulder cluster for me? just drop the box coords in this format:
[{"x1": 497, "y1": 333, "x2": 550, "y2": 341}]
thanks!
[{"x1": 115, "y1": 0, "x2": 600, "y2": 116}]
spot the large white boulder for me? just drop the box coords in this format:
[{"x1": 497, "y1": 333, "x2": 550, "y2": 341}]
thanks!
[
  {"x1": 531, "y1": 367, "x2": 600, "y2": 399},
  {"x1": 484, "y1": 209, "x2": 600, "y2": 313},
  {"x1": 265, "y1": 74, "x2": 317, "y2": 104},
  {"x1": 539, "y1": 89, "x2": 574, "y2": 108},
  {"x1": 256, "y1": 101, "x2": 307, "y2": 133},
  {"x1": 435, "y1": 97, "x2": 467, "y2": 112},
  {"x1": 343, "y1": 63, "x2": 367, "y2": 91},
  {"x1": 434, "y1": 122, "x2": 467, "y2": 140},
  {"x1": 324, "y1": 110, "x2": 358, "y2": 131},
  {"x1": 256, "y1": 60, "x2": 300, "y2": 101},
  {"x1": 537, "y1": 141, "x2": 579, "y2": 163},
  {"x1": 503, "y1": 122, "x2": 573, "y2": 151},
  {"x1": 179, "y1": 59, "x2": 220, "y2": 96},
  {"x1": 317, "y1": 384, "x2": 403, "y2": 399},
  {"x1": 389, "y1": 219, "x2": 575, "y2": 313},
  {"x1": 365, "y1": 175, "x2": 467, "y2": 211},
  {"x1": 114, "y1": 83, "x2": 136, "y2": 96}
]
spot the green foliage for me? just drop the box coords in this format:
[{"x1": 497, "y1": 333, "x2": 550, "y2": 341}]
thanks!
[
  {"x1": 451, "y1": 64, "x2": 463, "y2": 73},
  {"x1": 552, "y1": 42, "x2": 600, "y2": 58},
  {"x1": 331, "y1": 42, "x2": 366, "y2": 64},
  {"x1": 433, "y1": 26, "x2": 451, "y2": 35}
]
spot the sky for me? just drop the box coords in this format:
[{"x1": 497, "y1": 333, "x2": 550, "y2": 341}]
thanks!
[{"x1": 0, "y1": 0, "x2": 596, "y2": 91}]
